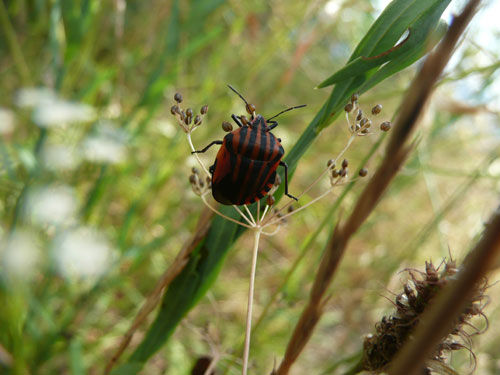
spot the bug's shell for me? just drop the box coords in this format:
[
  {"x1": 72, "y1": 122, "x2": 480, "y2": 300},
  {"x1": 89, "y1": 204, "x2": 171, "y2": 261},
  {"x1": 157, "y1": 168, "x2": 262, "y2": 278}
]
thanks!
[{"x1": 211, "y1": 115, "x2": 284, "y2": 205}]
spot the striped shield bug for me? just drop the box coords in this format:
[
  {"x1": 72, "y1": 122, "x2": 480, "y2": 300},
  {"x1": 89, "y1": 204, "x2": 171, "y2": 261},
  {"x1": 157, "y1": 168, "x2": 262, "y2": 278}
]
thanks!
[{"x1": 192, "y1": 85, "x2": 305, "y2": 206}]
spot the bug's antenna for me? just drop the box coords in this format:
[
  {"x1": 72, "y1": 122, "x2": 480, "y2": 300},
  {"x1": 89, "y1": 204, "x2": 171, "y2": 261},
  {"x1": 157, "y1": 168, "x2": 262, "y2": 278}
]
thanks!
[
  {"x1": 267, "y1": 104, "x2": 307, "y2": 122},
  {"x1": 227, "y1": 84, "x2": 249, "y2": 106}
]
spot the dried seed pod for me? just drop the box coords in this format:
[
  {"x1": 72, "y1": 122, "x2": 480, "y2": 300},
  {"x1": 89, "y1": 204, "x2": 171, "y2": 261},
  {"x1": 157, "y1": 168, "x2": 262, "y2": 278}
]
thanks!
[
  {"x1": 365, "y1": 120, "x2": 372, "y2": 128},
  {"x1": 331, "y1": 169, "x2": 339, "y2": 178},
  {"x1": 222, "y1": 121, "x2": 233, "y2": 132},
  {"x1": 171, "y1": 105, "x2": 179, "y2": 115},
  {"x1": 192, "y1": 167, "x2": 199, "y2": 174},
  {"x1": 288, "y1": 205, "x2": 294, "y2": 213},
  {"x1": 189, "y1": 174, "x2": 197, "y2": 184},
  {"x1": 240, "y1": 115, "x2": 249, "y2": 126},
  {"x1": 186, "y1": 108, "x2": 193, "y2": 118},
  {"x1": 380, "y1": 121, "x2": 392, "y2": 132},
  {"x1": 246, "y1": 103, "x2": 256, "y2": 115},
  {"x1": 180, "y1": 111, "x2": 186, "y2": 121},
  {"x1": 340, "y1": 168, "x2": 347, "y2": 177},
  {"x1": 360, "y1": 118, "x2": 368, "y2": 126},
  {"x1": 200, "y1": 105, "x2": 209, "y2": 115},
  {"x1": 356, "y1": 109, "x2": 363, "y2": 121},
  {"x1": 372, "y1": 104, "x2": 382, "y2": 115},
  {"x1": 327, "y1": 159, "x2": 335, "y2": 168},
  {"x1": 194, "y1": 115, "x2": 202, "y2": 126},
  {"x1": 355, "y1": 124, "x2": 361, "y2": 132},
  {"x1": 344, "y1": 103, "x2": 353, "y2": 113},
  {"x1": 184, "y1": 115, "x2": 191, "y2": 125},
  {"x1": 342, "y1": 159, "x2": 348, "y2": 169},
  {"x1": 266, "y1": 195, "x2": 275, "y2": 206},
  {"x1": 351, "y1": 93, "x2": 359, "y2": 103},
  {"x1": 174, "y1": 92, "x2": 183, "y2": 103},
  {"x1": 359, "y1": 168, "x2": 368, "y2": 177}
]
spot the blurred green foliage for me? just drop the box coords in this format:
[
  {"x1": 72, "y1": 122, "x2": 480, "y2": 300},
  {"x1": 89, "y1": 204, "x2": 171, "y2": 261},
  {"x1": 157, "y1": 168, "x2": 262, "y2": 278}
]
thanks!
[{"x1": 0, "y1": 0, "x2": 499, "y2": 374}]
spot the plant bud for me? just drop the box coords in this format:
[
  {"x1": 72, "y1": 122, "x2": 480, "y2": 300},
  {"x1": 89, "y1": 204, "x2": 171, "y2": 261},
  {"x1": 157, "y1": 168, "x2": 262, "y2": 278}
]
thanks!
[
  {"x1": 246, "y1": 103, "x2": 256, "y2": 115},
  {"x1": 380, "y1": 121, "x2": 392, "y2": 132},
  {"x1": 372, "y1": 104, "x2": 382, "y2": 115},
  {"x1": 222, "y1": 121, "x2": 233, "y2": 132},
  {"x1": 266, "y1": 195, "x2": 275, "y2": 206}
]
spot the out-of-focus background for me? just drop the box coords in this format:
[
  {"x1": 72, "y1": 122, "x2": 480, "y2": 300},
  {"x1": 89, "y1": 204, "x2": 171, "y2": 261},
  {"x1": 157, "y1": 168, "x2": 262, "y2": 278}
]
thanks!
[{"x1": 1, "y1": 0, "x2": 499, "y2": 374}]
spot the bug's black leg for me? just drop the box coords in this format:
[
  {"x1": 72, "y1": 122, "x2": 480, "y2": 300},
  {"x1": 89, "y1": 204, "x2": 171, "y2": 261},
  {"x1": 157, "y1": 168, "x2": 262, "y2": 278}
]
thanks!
[
  {"x1": 279, "y1": 161, "x2": 298, "y2": 201},
  {"x1": 267, "y1": 120, "x2": 278, "y2": 131},
  {"x1": 231, "y1": 114, "x2": 243, "y2": 127},
  {"x1": 191, "y1": 140, "x2": 223, "y2": 154}
]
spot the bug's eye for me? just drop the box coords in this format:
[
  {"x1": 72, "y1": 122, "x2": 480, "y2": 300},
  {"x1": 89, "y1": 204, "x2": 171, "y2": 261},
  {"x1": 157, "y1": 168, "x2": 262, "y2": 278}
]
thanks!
[
  {"x1": 240, "y1": 115, "x2": 249, "y2": 126},
  {"x1": 277, "y1": 138, "x2": 282, "y2": 143},
  {"x1": 246, "y1": 103, "x2": 256, "y2": 115}
]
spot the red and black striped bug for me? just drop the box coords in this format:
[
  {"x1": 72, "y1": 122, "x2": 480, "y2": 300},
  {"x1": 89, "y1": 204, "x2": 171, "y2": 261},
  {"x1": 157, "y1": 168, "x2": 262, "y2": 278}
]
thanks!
[{"x1": 192, "y1": 85, "x2": 306, "y2": 206}]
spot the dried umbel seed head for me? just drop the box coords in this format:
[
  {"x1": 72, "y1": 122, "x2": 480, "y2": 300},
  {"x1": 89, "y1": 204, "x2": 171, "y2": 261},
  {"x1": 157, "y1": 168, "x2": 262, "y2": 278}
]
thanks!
[
  {"x1": 200, "y1": 105, "x2": 209, "y2": 115},
  {"x1": 365, "y1": 120, "x2": 372, "y2": 128},
  {"x1": 174, "y1": 92, "x2": 183, "y2": 103},
  {"x1": 171, "y1": 105, "x2": 179, "y2": 115},
  {"x1": 360, "y1": 118, "x2": 368, "y2": 126},
  {"x1": 359, "y1": 168, "x2": 368, "y2": 177},
  {"x1": 351, "y1": 93, "x2": 359, "y2": 103},
  {"x1": 189, "y1": 174, "x2": 197, "y2": 185},
  {"x1": 240, "y1": 115, "x2": 249, "y2": 126},
  {"x1": 380, "y1": 121, "x2": 392, "y2": 132},
  {"x1": 180, "y1": 111, "x2": 186, "y2": 121},
  {"x1": 192, "y1": 167, "x2": 199, "y2": 175},
  {"x1": 331, "y1": 169, "x2": 339, "y2": 178},
  {"x1": 184, "y1": 115, "x2": 192, "y2": 125},
  {"x1": 371, "y1": 104, "x2": 382, "y2": 115},
  {"x1": 342, "y1": 158, "x2": 348, "y2": 169},
  {"x1": 344, "y1": 103, "x2": 354, "y2": 113},
  {"x1": 340, "y1": 168, "x2": 347, "y2": 177},
  {"x1": 246, "y1": 103, "x2": 256, "y2": 115},
  {"x1": 222, "y1": 121, "x2": 233, "y2": 132},
  {"x1": 194, "y1": 115, "x2": 202, "y2": 126},
  {"x1": 266, "y1": 195, "x2": 275, "y2": 206},
  {"x1": 327, "y1": 159, "x2": 335, "y2": 168},
  {"x1": 186, "y1": 108, "x2": 193, "y2": 118}
]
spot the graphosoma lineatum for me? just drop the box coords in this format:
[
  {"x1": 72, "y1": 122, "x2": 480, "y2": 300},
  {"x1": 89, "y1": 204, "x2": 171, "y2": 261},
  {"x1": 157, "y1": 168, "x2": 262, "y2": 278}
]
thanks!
[{"x1": 192, "y1": 85, "x2": 305, "y2": 206}]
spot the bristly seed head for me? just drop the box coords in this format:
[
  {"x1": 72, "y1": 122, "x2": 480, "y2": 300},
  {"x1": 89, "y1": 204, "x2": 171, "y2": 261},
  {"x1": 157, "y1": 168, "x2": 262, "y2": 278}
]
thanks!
[
  {"x1": 359, "y1": 168, "x2": 368, "y2": 177},
  {"x1": 344, "y1": 103, "x2": 353, "y2": 113},
  {"x1": 200, "y1": 105, "x2": 208, "y2": 115},
  {"x1": 371, "y1": 104, "x2": 382, "y2": 115},
  {"x1": 380, "y1": 121, "x2": 392, "y2": 132},
  {"x1": 174, "y1": 92, "x2": 183, "y2": 103},
  {"x1": 222, "y1": 121, "x2": 233, "y2": 132}
]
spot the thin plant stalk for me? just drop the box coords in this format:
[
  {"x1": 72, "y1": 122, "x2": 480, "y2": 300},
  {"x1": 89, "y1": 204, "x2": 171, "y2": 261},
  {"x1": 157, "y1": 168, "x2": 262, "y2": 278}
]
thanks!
[{"x1": 242, "y1": 228, "x2": 263, "y2": 375}]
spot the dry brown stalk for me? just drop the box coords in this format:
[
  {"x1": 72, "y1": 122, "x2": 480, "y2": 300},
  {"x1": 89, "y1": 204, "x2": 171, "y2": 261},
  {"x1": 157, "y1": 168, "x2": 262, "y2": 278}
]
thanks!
[
  {"x1": 275, "y1": 1, "x2": 481, "y2": 373},
  {"x1": 104, "y1": 206, "x2": 214, "y2": 374}
]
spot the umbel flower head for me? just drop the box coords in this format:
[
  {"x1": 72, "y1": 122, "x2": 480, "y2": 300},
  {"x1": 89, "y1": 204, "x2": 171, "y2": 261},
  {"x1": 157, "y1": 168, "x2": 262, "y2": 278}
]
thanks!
[{"x1": 363, "y1": 259, "x2": 489, "y2": 374}]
